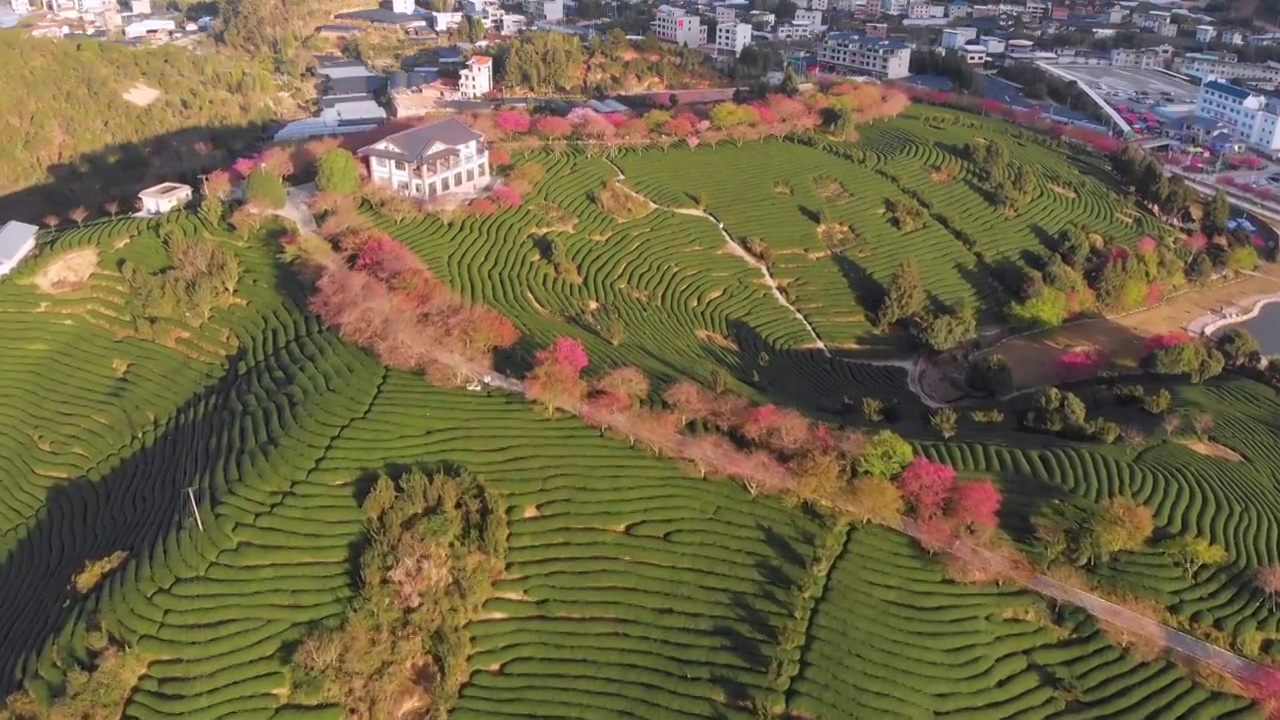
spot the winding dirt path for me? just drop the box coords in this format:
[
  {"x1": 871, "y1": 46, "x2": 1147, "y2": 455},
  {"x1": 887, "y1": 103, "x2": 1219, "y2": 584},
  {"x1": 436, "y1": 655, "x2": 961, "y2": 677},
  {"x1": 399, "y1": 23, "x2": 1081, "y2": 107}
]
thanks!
[{"x1": 601, "y1": 160, "x2": 944, "y2": 408}]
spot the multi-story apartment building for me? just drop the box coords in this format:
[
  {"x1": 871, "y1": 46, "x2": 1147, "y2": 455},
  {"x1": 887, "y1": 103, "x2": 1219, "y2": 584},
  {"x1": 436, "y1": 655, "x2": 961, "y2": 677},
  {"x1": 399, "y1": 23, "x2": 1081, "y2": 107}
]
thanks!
[
  {"x1": 906, "y1": 1, "x2": 930, "y2": 18},
  {"x1": 1177, "y1": 52, "x2": 1280, "y2": 83},
  {"x1": 939, "y1": 26, "x2": 977, "y2": 49},
  {"x1": 1195, "y1": 79, "x2": 1280, "y2": 152},
  {"x1": 458, "y1": 54, "x2": 492, "y2": 99},
  {"x1": 716, "y1": 21, "x2": 752, "y2": 56},
  {"x1": 880, "y1": 0, "x2": 908, "y2": 14},
  {"x1": 1109, "y1": 45, "x2": 1173, "y2": 69},
  {"x1": 1196, "y1": 24, "x2": 1216, "y2": 42},
  {"x1": 1222, "y1": 29, "x2": 1246, "y2": 45},
  {"x1": 715, "y1": 5, "x2": 737, "y2": 22},
  {"x1": 10, "y1": 0, "x2": 31, "y2": 12},
  {"x1": 522, "y1": 0, "x2": 562, "y2": 21},
  {"x1": 818, "y1": 32, "x2": 912, "y2": 78},
  {"x1": 653, "y1": 4, "x2": 706, "y2": 46},
  {"x1": 794, "y1": 8, "x2": 823, "y2": 25}
]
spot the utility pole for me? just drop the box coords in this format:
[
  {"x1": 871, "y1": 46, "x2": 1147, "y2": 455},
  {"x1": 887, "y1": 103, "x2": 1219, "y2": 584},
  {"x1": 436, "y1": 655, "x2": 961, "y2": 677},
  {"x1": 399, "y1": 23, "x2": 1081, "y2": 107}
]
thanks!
[{"x1": 184, "y1": 487, "x2": 204, "y2": 533}]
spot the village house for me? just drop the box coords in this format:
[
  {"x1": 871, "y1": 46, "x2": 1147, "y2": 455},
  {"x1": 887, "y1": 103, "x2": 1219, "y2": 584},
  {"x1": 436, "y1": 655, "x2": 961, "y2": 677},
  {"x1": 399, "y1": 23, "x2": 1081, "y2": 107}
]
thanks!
[
  {"x1": 137, "y1": 182, "x2": 194, "y2": 214},
  {"x1": 0, "y1": 221, "x2": 38, "y2": 278},
  {"x1": 357, "y1": 117, "x2": 490, "y2": 199}
]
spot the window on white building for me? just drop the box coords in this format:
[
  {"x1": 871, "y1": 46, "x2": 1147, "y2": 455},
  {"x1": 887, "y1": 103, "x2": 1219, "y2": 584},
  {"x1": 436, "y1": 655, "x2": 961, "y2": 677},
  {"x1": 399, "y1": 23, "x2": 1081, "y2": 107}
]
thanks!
[
  {"x1": 478, "y1": 164, "x2": 487, "y2": 177},
  {"x1": 375, "y1": 157, "x2": 388, "y2": 168},
  {"x1": 442, "y1": 176, "x2": 451, "y2": 191},
  {"x1": 454, "y1": 172, "x2": 462, "y2": 185},
  {"x1": 467, "y1": 168, "x2": 475, "y2": 182}
]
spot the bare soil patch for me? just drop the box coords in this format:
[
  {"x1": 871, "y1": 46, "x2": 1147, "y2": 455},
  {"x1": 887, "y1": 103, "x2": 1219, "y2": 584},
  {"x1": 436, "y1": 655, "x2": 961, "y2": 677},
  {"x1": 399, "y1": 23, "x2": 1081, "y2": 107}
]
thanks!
[
  {"x1": 930, "y1": 166, "x2": 957, "y2": 183},
  {"x1": 522, "y1": 505, "x2": 540, "y2": 518},
  {"x1": 984, "y1": 268, "x2": 1280, "y2": 390},
  {"x1": 696, "y1": 329, "x2": 739, "y2": 351},
  {"x1": 1048, "y1": 183, "x2": 1077, "y2": 198},
  {"x1": 31, "y1": 248, "x2": 99, "y2": 294},
  {"x1": 1179, "y1": 438, "x2": 1245, "y2": 462},
  {"x1": 122, "y1": 82, "x2": 162, "y2": 107},
  {"x1": 813, "y1": 175, "x2": 853, "y2": 203}
]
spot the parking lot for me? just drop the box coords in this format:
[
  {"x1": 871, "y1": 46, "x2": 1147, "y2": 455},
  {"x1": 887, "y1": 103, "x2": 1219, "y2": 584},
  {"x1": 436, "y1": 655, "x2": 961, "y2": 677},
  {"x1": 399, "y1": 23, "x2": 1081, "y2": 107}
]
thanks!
[{"x1": 1053, "y1": 66, "x2": 1201, "y2": 108}]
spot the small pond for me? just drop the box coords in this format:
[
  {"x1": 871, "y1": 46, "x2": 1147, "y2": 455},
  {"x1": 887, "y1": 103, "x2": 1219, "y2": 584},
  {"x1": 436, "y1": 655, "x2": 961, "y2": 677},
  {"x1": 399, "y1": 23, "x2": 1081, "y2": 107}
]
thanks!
[{"x1": 1215, "y1": 300, "x2": 1280, "y2": 357}]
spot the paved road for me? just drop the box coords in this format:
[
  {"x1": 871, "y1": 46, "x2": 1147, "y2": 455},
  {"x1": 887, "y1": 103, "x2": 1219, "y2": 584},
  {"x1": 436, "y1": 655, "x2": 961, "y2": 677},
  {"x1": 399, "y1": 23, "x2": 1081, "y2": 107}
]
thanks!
[
  {"x1": 281, "y1": 183, "x2": 319, "y2": 235},
  {"x1": 1027, "y1": 573, "x2": 1262, "y2": 679}
]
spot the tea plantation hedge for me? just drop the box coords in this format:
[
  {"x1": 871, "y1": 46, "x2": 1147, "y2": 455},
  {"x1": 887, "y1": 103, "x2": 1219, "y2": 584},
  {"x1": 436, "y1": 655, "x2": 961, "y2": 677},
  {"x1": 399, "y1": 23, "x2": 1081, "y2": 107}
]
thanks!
[
  {"x1": 788, "y1": 525, "x2": 1256, "y2": 719},
  {"x1": 614, "y1": 107, "x2": 1165, "y2": 349},
  {"x1": 917, "y1": 374, "x2": 1280, "y2": 643},
  {"x1": 0, "y1": 115, "x2": 1269, "y2": 720},
  {"x1": 0, "y1": 216, "x2": 247, "y2": 550},
  {"x1": 370, "y1": 150, "x2": 915, "y2": 410}
]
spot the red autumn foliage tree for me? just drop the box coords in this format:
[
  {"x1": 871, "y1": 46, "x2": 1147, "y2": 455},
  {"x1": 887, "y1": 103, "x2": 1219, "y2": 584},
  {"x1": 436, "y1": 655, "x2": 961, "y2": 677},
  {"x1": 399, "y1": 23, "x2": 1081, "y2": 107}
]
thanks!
[
  {"x1": 258, "y1": 146, "x2": 295, "y2": 178},
  {"x1": 663, "y1": 380, "x2": 717, "y2": 424},
  {"x1": 491, "y1": 185, "x2": 522, "y2": 207},
  {"x1": 311, "y1": 234, "x2": 520, "y2": 383},
  {"x1": 950, "y1": 480, "x2": 1002, "y2": 533},
  {"x1": 488, "y1": 148, "x2": 511, "y2": 168},
  {"x1": 663, "y1": 114, "x2": 697, "y2": 137},
  {"x1": 616, "y1": 118, "x2": 650, "y2": 141},
  {"x1": 525, "y1": 336, "x2": 589, "y2": 414},
  {"x1": 738, "y1": 404, "x2": 812, "y2": 454},
  {"x1": 203, "y1": 169, "x2": 234, "y2": 201},
  {"x1": 353, "y1": 234, "x2": 419, "y2": 284},
  {"x1": 592, "y1": 366, "x2": 650, "y2": 410},
  {"x1": 468, "y1": 197, "x2": 498, "y2": 216},
  {"x1": 534, "y1": 115, "x2": 573, "y2": 139},
  {"x1": 897, "y1": 457, "x2": 957, "y2": 520},
  {"x1": 495, "y1": 110, "x2": 532, "y2": 134}
]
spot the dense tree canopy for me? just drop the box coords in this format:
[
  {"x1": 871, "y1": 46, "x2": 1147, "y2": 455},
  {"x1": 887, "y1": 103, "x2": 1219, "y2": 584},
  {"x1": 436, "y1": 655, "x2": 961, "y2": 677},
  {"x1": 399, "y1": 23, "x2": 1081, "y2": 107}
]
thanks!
[{"x1": 0, "y1": 34, "x2": 291, "y2": 220}]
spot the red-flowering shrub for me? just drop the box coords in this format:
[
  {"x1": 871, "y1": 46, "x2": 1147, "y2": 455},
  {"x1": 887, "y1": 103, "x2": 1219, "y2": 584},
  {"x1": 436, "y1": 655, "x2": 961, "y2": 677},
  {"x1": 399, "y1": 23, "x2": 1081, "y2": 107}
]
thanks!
[{"x1": 491, "y1": 185, "x2": 522, "y2": 207}]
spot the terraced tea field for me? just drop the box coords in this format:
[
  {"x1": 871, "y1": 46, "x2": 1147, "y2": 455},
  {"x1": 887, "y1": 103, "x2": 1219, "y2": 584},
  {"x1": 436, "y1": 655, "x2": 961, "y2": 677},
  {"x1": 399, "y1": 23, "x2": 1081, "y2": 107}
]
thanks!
[
  {"x1": 370, "y1": 150, "x2": 914, "y2": 412},
  {"x1": 0, "y1": 108, "x2": 1272, "y2": 720},
  {"x1": 920, "y1": 374, "x2": 1280, "y2": 645},
  {"x1": 614, "y1": 107, "x2": 1165, "y2": 349},
  {"x1": 790, "y1": 525, "x2": 1257, "y2": 719},
  {"x1": 0, "y1": 215, "x2": 248, "y2": 548}
]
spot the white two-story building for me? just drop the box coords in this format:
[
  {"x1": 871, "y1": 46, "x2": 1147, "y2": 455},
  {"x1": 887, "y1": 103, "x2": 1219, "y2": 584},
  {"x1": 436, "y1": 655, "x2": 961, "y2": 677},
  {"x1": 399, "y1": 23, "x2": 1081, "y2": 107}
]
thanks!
[{"x1": 358, "y1": 117, "x2": 491, "y2": 200}]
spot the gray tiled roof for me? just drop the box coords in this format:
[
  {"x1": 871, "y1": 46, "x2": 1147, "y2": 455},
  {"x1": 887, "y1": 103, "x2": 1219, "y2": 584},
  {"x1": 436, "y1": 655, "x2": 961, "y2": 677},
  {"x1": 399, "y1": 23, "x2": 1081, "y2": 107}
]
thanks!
[{"x1": 358, "y1": 117, "x2": 483, "y2": 163}]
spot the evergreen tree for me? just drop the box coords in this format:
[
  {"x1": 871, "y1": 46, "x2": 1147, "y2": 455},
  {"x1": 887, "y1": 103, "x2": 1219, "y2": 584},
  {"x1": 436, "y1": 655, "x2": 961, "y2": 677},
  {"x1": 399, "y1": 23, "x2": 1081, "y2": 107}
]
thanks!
[
  {"x1": 315, "y1": 149, "x2": 362, "y2": 195},
  {"x1": 780, "y1": 65, "x2": 800, "y2": 96},
  {"x1": 1203, "y1": 188, "x2": 1230, "y2": 238},
  {"x1": 876, "y1": 258, "x2": 926, "y2": 329}
]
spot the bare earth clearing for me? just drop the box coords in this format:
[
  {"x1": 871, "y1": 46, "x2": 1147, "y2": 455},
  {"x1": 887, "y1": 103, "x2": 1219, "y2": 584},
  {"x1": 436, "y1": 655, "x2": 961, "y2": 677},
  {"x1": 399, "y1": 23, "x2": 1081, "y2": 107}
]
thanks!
[
  {"x1": 121, "y1": 83, "x2": 162, "y2": 107},
  {"x1": 1179, "y1": 438, "x2": 1246, "y2": 462},
  {"x1": 986, "y1": 265, "x2": 1280, "y2": 390},
  {"x1": 30, "y1": 248, "x2": 99, "y2": 295}
]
